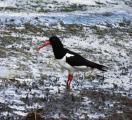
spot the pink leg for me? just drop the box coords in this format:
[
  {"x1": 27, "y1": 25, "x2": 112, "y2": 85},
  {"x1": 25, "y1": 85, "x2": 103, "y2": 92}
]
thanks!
[{"x1": 66, "y1": 74, "x2": 73, "y2": 89}]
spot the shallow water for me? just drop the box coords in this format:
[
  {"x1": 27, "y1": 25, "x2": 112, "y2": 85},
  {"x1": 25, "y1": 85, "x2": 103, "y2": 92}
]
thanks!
[{"x1": 0, "y1": 11, "x2": 132, "y2": 26}]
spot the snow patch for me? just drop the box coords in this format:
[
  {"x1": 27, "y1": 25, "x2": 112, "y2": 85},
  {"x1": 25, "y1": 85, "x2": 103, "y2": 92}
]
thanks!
[{"x1": 0, "y1": 66, "x2": 17, "y2": 79}]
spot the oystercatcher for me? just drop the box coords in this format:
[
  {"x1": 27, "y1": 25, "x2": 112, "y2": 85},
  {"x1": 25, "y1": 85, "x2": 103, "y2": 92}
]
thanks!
[{"x1": 37, "y1": 36, "x2": 107, "y2": 89}]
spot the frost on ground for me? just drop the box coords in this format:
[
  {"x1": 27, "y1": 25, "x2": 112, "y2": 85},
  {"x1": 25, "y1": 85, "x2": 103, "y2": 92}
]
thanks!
[{"x1": 0, "y1": 0, "x2": 132, "y2": 120}]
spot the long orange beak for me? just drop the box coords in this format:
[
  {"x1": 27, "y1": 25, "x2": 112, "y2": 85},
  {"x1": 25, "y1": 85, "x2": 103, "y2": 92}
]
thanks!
[{"x1": 37, "y1": 40, "x2": 51, "y2": 50}]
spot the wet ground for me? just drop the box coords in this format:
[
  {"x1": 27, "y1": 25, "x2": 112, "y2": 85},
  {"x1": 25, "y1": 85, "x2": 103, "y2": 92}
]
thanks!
[{"x1": 0, "y1": 0, "x2": 132, "y2": 120}]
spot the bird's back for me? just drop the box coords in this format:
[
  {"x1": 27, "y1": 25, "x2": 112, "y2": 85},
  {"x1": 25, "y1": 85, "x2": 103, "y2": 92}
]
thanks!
[{"x1": 65, "y1": 48, "x2": 107, "y2": 71}]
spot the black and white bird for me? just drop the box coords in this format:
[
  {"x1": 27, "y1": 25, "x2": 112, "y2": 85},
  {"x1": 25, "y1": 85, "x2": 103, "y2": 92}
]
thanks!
[{"x1": 37, "y1": 36, "x2": 107, "y2": 89}]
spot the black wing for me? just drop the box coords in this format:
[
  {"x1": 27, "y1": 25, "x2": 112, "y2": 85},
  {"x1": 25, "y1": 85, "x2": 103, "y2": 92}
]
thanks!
[{"x1": 65, "y1": 48, "x2": 107, "y2": 71}]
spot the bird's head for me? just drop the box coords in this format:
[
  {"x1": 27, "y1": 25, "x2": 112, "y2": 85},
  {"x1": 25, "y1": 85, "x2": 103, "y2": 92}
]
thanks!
[{"x1": 37, "y1": 36, "x2": 63, "y2": 50}]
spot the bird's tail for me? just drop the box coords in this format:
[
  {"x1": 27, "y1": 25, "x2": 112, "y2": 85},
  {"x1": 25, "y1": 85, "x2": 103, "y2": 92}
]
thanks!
[
  {"x1": 94, "y1": 63, "x2": 108, "y2": 71},
  {"x1": 86, "y1": 61, "x2": 108, "y2": 71}
]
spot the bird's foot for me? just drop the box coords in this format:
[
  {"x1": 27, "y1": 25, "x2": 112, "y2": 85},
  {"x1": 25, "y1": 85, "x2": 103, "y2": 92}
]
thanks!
[
  {"x1": 66, "y1": 82, "x2": 70, "y2": 90},
  {"x1": 66, "y1": 83, "x2": 70, "y2": 90}
]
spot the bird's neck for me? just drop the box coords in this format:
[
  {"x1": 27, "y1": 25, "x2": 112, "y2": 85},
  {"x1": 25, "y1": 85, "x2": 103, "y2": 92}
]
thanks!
[{"x1": 52, "y1": 45, "x2": 66, "y2": 59}]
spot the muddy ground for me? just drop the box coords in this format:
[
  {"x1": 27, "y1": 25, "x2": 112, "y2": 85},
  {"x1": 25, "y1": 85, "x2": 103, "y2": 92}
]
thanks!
[{"x1": 0, "y1": 0, "x2": 132, "y2": 120}]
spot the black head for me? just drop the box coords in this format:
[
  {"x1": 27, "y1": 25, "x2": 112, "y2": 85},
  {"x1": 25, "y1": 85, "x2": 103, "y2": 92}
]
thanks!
[
  {"x1": 49, "y1": 36, "x2": 66, "y2": 59},
  {"x1": 49, "y1": 36, "x2": 63, "y2": 48},
  {"x1": 37, "y1": 36, "x2": 66, "y2": 59}
]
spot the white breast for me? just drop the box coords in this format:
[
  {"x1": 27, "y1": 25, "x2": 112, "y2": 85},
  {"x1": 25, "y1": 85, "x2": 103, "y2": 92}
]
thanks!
[{"x1": 57, "y1": 53, "x2": 74, "y2": 73}]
